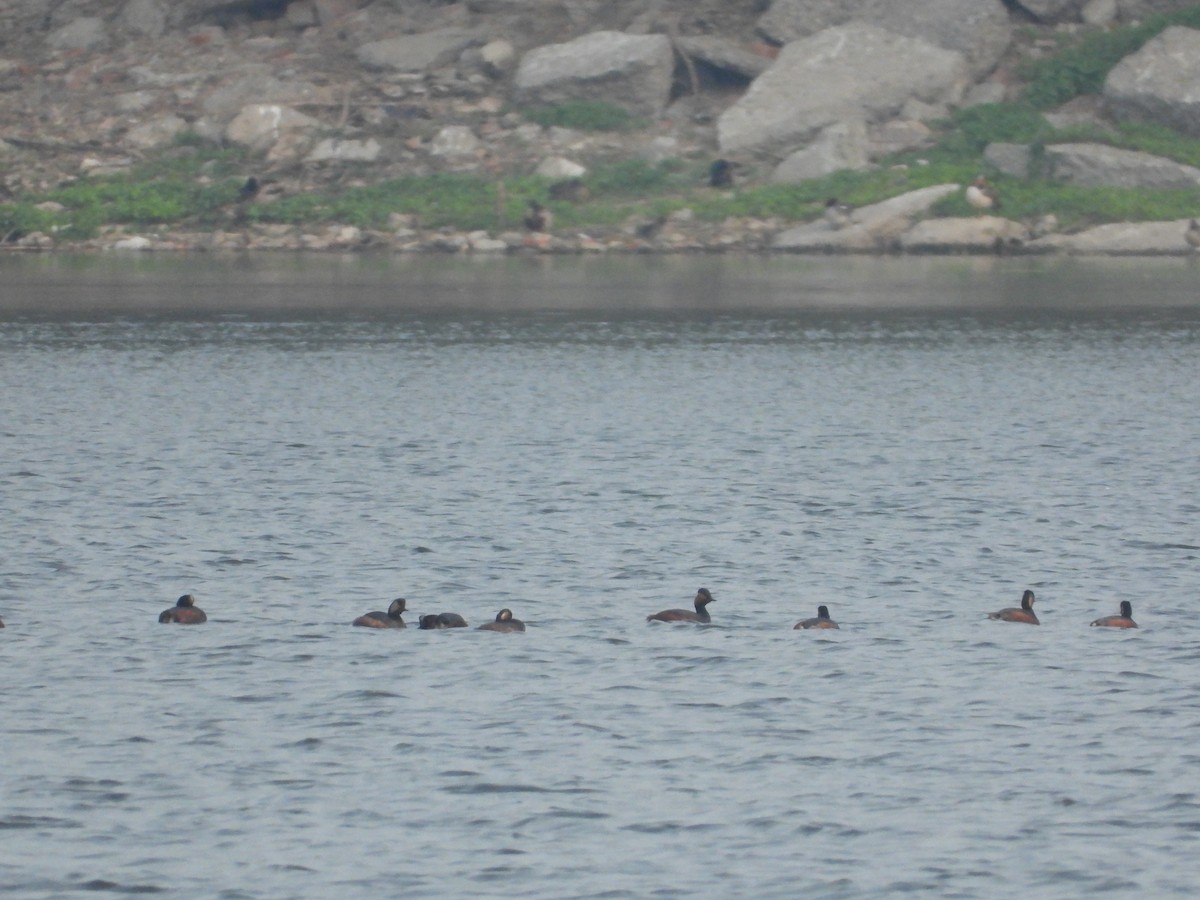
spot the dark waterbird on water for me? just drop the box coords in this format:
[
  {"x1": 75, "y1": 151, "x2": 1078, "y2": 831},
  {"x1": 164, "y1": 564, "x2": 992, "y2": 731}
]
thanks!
[
  {"x1": 648, "y1": 588, "x2": 715, "y2": 623},
  {"x1": 794, "y1": 605, "x2": 839, "y2": 630},
  {"x1": 478, "y1": 608, "x2": 526, "y2": 632},
  {"x1": 419, "y1": 612, "x2": 469, "y2": 629},
  {"x1": 353, "y1": 597, "x2": 408, "y2": 628},
  {"x1": 987, "y1": 589, "x2": 1038, "y2": 624},
  {"x1": 1091, "y1": 600, "x2": 1137, "y2": 629},
  {"x1": 159, "y1": 594, "x2": 207, "y2": 624}
]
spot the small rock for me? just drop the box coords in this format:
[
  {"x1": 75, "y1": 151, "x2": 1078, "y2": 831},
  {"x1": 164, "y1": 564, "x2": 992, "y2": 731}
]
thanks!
[
  {"x1": 535, "y1": 156, "x2": 586, "y2": 178},
  {"x1": 306, "y1": 138, "x2": 383, "y2": 163},
  {"x1": 984, "y1": 142, "x2": 1032, "y2": 178},
  {"x1": 430, "y1": 126, "x2": 481, "y2": 157},
  {"x1": 47, "y1": 17, "x2": 108, "y2": 52}
]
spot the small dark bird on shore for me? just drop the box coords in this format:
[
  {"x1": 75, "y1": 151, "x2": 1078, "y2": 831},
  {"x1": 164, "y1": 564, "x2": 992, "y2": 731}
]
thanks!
[
  {"x1": 524, "y1": 200, "x2": 553, "y2": 232},
  {"x1": 709, "y1": 159, "x2": 736, "y2": 188},
  {"x1": 237, "y1": 176, "x2": 260, "y2": 201},
  {"x1": 1185, "y1": 219, "x2": 1200, "y2": 251},
  {"x1": 824, "y1": 198, "x2": 852, "y2": 229}
]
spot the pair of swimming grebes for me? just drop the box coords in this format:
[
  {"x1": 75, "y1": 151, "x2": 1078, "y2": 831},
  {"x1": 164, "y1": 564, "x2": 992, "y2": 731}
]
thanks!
[
  {"x1": 646, "y1": 587, "x2": 1138, "y2": 629},
  {"x1": 351, "y1": 598, "x2": 525, "y2": 633},
  {"x1": 644, "y1": 588, "x2": 840, "y2": 629},
  {"x1": 154, "y1": 594, "x2": 525, "y2": 631},
  {"x1": 151, "y1": 588, "x2": 1138, "y2": 631}
]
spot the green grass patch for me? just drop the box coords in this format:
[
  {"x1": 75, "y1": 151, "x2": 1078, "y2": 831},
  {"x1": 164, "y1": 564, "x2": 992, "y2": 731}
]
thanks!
[
  {"x1": 521, "y1": 101, "x2": 645, "y2": 132},
  {"x1": 933, "y1": 176, "x2": 1200, "y2": 229},
  {"x1": 1022, "y1": 5, "x2": 1200, "y2": 109}
]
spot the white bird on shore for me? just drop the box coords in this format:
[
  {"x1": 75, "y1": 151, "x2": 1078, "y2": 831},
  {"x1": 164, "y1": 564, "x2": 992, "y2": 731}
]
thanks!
[{"x1": 965, "y1": 176, "x2": 1000, "y2": 214}]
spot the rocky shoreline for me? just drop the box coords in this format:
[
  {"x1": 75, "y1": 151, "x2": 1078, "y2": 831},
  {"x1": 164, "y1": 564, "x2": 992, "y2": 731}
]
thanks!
[{"x1": 4, "y1": 1, "x2": 1200, "y2": 258}]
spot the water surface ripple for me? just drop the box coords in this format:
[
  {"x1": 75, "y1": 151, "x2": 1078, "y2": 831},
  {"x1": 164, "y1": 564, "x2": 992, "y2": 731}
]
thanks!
[{"x1": 2, "y1": 257, "x2": 1199, "y2": 898}]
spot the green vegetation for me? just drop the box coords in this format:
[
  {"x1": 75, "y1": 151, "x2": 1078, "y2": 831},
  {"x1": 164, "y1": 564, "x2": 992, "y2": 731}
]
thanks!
[
  {"x1": 1022, "y1": 5, "x2": 1200, "y2": 108},
  {"x1": 522, "y1": 101, "x2": 644, "y2": 132}
]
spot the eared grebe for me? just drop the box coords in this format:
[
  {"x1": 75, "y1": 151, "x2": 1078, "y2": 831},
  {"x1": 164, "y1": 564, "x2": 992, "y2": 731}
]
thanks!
[
  {"x1": 987, "y1": 589, "x2": 1038, "y2": 625},
  {"x1": 794, "y1": 605, "x2": 839, "y2": 630},
  {"x1": 647, "y1": 588, "x2": 714, "y2": 623},
  {"x1": 478, "y1": 608, "x2": 526, "y2": 632},
  {"x1": 418, "y1": 612, "x2": 468, "y2": 629},
  {"x1": 353, "y1": 598, "x2": 407, "y2": 628},
  {"x1": 1091, "y1": 600, "x2": 1137, "y2": 629},
  {"x1": 158, "y1": 594, "x2": 207, "y2": 624}
]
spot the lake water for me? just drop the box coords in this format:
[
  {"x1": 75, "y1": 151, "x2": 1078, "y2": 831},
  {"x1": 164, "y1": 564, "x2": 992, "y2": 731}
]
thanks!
[{"x1": 2, "y1": 254, "x2": 1200, "y2": 898}]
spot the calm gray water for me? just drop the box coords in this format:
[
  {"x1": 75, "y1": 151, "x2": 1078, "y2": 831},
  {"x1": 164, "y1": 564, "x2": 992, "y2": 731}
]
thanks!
[{"x1": 3, "y1": 255, "x2": 1200, "y2": 898}]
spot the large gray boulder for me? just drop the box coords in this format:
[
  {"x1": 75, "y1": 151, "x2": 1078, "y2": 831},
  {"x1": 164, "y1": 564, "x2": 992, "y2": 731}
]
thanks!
[
  {"x1": 1116, "y1": 0, "x2": 1200, "y2": 19},
  {"x1": 356, "y1": 28, "x2": 480, "y2": 73},
  {"x1": 899, "y1": 216, "x2": 1029, "y2": 253},
  {"x1": 772, "y1": 184, "x2": 961, "y2": 251},
  {"x1": 757, "y1": 0, "x2": 1011, "y2": 77},
  {"x1": 1030, "y1": 220, "x2": 1196, "y2": 254},
  {"x1": 770, "y1": 121, "x2": 870, "y2": 183},
  {"x1": 1045, "y1": 142, "x2": 1200, "y2": 188},
  {"x1": 1017, "y1": 0, "x2": 1087, "y2": 21},
  {"x1": 1104, "y1": 27, "x2": 1200, "y2": 136},
  {"x1": 718, "y1": 25, "x2": 968, "y2": 157},
  {"x1": 513, "y1": 31, "x2": 674, "y2": 118}
]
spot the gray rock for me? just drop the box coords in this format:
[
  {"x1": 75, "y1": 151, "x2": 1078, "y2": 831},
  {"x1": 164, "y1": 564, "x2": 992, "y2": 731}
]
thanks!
[
  {"x1": 963, "y1": 81, "x2": 1009, "y2": 107},
  {"x1": 899, "y1": 216, "x2": 1029, "y2": 253},
  {"x1": 119, "y1": 0, "x2": 167, "y2": 38},
  {"x1": 1016, "y1": 0, "x2": 1086, "y2": 21},
  {"x1": 201, "y1": 70, "x2": 326, "y2": 125},
  {"x1": 1082, "y1": 0, "x2": 1118, "y2": 24},
  {"x1": 984, "y1": 142, "x2": 1032, "y2": 178},
  {"x1": 757, "y1": 0, "x2": 1011, "y2": 77},
  {"x1": 718, "y1": 25, "x2": 968, "y2": 157},
  {"x1": 771, "y1": 120, "x2": 870, "y2": 183},
  {"x1": 869, "y1": 120, "x2": 934, "y2": 158},
  {"x1": 513, "y1": 31, "x2": 674, "y2": 118},
  {"x1": 773, "y1": 183, "x2": 961, "y2": 251},
  {"x1": 1105, "y1": 27, "x2": 1200, "y2": 136},
  {"x1": 1045, "y1": 142, "x2": 1200, "y2": 188},
  {"x1": 1030, "y1": 220, "x2": 1196, "y2": 254},
  {"x1": 47, "y1": 17, "x2": 107, "y2": 51},
  {"x1": 306, "y1": 138, "x2": 383, "y2": 163},
  {"x1": 357, "y1": 28, "x2": 480, "y2": 73},
  {"x1": 1116, "y1": 0, "x2": 1200, "y2": 19},
  {"x1": 479, "y1": 40, "x2": 516, "y2": 78},
  {"x1": 125, "y1": 114, "x2": 188, "y2": 150},
  {"x1": 224, "y1": 104, "x2": 321, "y2": 153},
  {"x1": 429, "y1": 125, "x2": 482, "y2": 157},
  {"x1": 535, "y1": 156, "x2": 586, "y2": 177},
  {"x1": 673, "y1": 36, "x2": 772, "y2": 82}
]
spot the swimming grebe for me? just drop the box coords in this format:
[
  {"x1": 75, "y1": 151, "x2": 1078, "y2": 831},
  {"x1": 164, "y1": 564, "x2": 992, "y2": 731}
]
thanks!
[
  {"x1": 478, "y1": 608, "x2": 526, "y2": 632},
  {"x1": 158, "y1": 594, "x2": 207, "y2": 624},
  {"x1": 987, "y1": 589, "x2": 1038, "y2": 625},
  {"x1": 353, "y1": 598, "x2": 407, "y2": 628},
  {"x1": 418, "y1": 612, "x2": 468, "y2": 629},
  {"x1": 1091, "y1": 600, "x2": 1137, "y2": 629},
  {"x1": 794, "y1": 605, "x2": 839, "y2": 629},
  {"x1": 647, "y1": 588, "x2": 714, "y2": 623}
]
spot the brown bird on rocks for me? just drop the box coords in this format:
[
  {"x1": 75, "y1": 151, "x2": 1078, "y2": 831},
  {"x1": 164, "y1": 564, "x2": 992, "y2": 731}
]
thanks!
[{"x1": 966, "y1": 175, "x2": 1000, "y2": 213}]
